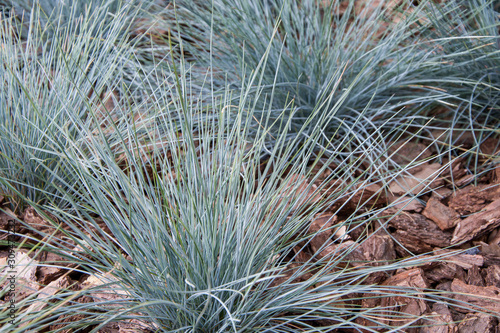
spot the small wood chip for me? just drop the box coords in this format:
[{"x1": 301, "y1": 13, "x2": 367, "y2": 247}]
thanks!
[
  {"x1": 81, "y1": 267, "x2": 129, "y2": 308},
  {"x1": 478, "y1": 241, "x2": 500, "y2": 267},
  {"x1": 420, "y1": 303, "x2": 456, "y2": 333},
  {"x1": 22, "y1": 275, "x2": 73, "y2": 318},
  {"x1": 308, "y1": 214, "x2": 336, "y2": 253},
  {"x1": 451, "y1": 198, "x2": 500, "y2": 244},
  {"x1": 359, "y1": 234, "x2": 396, "y2": 266},
  {"x1": 450, "y1": 279, "x2": 500, "y2": 314},
  {"x1": 388, "y1": 213, "x2": 452, "y2": 254},
  {"x1": 0, "y1": 212, "x2": 25, "y2": 241},
  {"x1": 382, "y1": 268, "x2": 430, "y2": 331},
  {"x1": 457, "y1": 312, "x2": 498, "y2": 332},
  {"x1": 423, "y1": 197, "x2": 460, "y2": 230},
  {"x1": 482, "y1": 265, "x2": 500, "y2": 287},
  {"x1": 488, "y1": 228, "x2": 500, "y2": 246},
  {"x1": 277, "y1": 174, "x2": 321, "y2": 212},
  {"x1": 431, "y1": 187, "x2": 453, "y2": 200},
  {"x1": 347, "y1": 183, "x2": 387, "y2": 209},
  {"x1": 454, "y1": 174, "x2": 475, "y2": 187},
  {"x1": 494, "y1": 166, "x2": 500, "y2": 184},
  {"x1": 433, "y1": 249, "x2": 484, "y2": 270},
  {"x1": 383, "y1": 268, "x2": 430, "y2": 289},
  {"x1": 466, "y1": 265, "x2": 485, "y2": 287},
  {"x1": 389, "y1": 163, "x2": 444, "y2": 196},
  {"x1": 388, "y1": 140, "x2": 432, "y2": 166},
  {"x1": 36, "y1": 251, "x2": 75, "y2": 285},
  {"x1": 424, "y1": 262, "x2": 462, "y2": 283},
  {"x1": 387, "y1": 194, "x2": 425, "y2": 212},
  {"x1": 357, "y1": 268, "x2": 430, "y2": 331},
  {"x1": 448, "y1": 184, "x2": 500, "y2": 215}
]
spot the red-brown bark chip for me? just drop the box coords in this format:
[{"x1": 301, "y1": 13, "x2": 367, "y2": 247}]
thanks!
[
  {"x1": 382, "y1": 269, "x2": 430, "y2": 332},
  {"x1": 450, "y1": 279, "x2": 500, "y2": 314},
  {"x1": 451, "y1": 198, "x2": 500, "y2": 245},
  {"x1": 307, "y1": 214, "x2": 336, "y2": 253},
  {"x1": 388, "y1": 213, "x2": 452, "y2": 254},
  {"x1": 457, "y1": 312, "x2": 498, "y2": 332},
  {"x1": 388, "y1": 163, "x2": 443, "y2": 196},
  {"x1": 423, "y1": 197, "x2": 460, "y2": 230},
  {"x1": 482, "y1": 265, "x2": 500, "y2": 287},
  {"x1": 448, "y1": 184, "x2": 500, "y2": 215},
  {"x1": 420, "y1": 303, "x2": 456, "y2": 333},
  {"x1": 388, "y1": 140, "x2": 432, "y2": 166}
]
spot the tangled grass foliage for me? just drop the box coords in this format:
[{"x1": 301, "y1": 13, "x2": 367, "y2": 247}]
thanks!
[
  {"x1": 0, "y1": 0, "x2": 499, "y2": 332},
  {"x1": 0, "y1": 1, "x2": 157, "y2": 209},
  {"x1": 8, "y1": 56, "x2": 467, "y2": 331},
  {"x1": 410, "y1": 0, "x2": 500, "y2": 171},
  {"x1": 161, "y1": 0, "x2": 499, "y2": 170}
]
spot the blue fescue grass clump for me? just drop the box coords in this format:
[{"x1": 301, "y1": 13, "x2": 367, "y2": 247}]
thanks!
[
  {"x1": 413, "y1": 0, "x2": 500, "y2": 170},
  {"x1": 0, "y1": 0, "x2": 153, "y2": 37},
  {"x1": 159, "y1": 0, "x2": 499, "y2": 168},
  {"x1": 416, "y1": 0, "x2": 500, "y2": 107},
  {"x1": 0, "y1": 0, "x2": 170, "y2": 94},
  {"x1": 8, "y1": 59, "x2": 464, "y2": 331},
  {"x1": 0, "y1": 2, "x2": 139, "y2": 209},
  {"x1": 159, "y1": 1, "x2": 436, "y2": 140}
]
